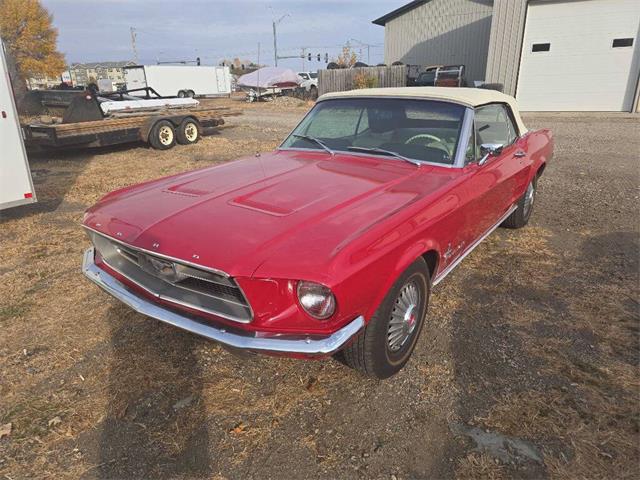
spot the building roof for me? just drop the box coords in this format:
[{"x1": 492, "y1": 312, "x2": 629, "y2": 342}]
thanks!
[
  {"x1": 70, "y1": 61, "x2": 136, "y2": 69},
  {"x1": 372, "y1": 0, "x2": 429, "y2": 26},
  {"x1": 318, "y1": 87, "x2": 527, "y2": 133}
]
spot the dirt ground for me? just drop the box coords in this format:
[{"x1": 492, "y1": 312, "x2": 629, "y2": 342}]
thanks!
[{"x1": 1, "y1": 98, "x2": 638, "y2": 480}]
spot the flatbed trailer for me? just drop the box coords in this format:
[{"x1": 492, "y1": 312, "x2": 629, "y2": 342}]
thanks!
[{"x1": 23, "y1": 90, "x2": 239, "y2": 150}]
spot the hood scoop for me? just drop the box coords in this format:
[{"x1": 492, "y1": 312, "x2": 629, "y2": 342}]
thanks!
[{"x1": 229, "y1": 181, "x2": 336, "y2": 217}]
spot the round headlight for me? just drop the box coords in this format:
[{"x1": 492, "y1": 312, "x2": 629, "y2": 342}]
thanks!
[{"x1": 297, "y1": 281, "x2": 336, "y2": 320}]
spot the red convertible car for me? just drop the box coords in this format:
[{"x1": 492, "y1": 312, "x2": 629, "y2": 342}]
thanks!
[{"x1": 82, "y1": 87, "x2": 553, "y2": 378}]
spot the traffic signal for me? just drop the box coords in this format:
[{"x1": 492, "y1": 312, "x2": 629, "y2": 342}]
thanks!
[
  {"x1": 324, "y1": 53, "x2": 329, "y2": 63},
  {"x1": 196, "y1": 57, "x2": 201, "y2": 66},
  {"x1": 317, "y1": 53, "x2": 321, "y2": 62}
]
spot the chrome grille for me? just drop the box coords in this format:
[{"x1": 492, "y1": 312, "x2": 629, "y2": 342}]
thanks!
[{"x1": 86, "y1": 229, "x2": 252, "y2": 323}]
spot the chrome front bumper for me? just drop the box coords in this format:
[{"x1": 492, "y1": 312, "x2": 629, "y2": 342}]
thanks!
[{"x1": 82, "y1": 247, "x2": 364, "y2": 355}]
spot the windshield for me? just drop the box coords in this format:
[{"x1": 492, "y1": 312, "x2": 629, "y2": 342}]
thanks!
[
  {"x1": 309, "y1": 72, "x2": 318, "y2": 79},
  {"x1": 280, "y1": 98, "x2": 466, "y2": 165}
]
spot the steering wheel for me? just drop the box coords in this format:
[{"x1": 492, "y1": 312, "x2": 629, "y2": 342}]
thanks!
[{"x1": 404, "y1": 134, "x2": 452, "y2": 157}]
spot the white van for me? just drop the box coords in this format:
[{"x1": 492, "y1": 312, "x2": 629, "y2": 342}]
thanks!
[{"x1": 0, "y1": 41, "x2": 36, "y2": 211}]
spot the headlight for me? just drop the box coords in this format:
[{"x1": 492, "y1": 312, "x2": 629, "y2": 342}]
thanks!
[{"x1": 297, "y1": 281, "x2": 336, "y2": 320}]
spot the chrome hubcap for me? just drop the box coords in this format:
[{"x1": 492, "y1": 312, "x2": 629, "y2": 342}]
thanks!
[
  {"x1": 387, "y1": 280, "x2": 420, "y2": 352},
  {"x1": 159, "y1": 126, "x2": 173, "y2": 145},
  {"x1": 523, "y1": 181, "x2": 535, "y2": 217}
]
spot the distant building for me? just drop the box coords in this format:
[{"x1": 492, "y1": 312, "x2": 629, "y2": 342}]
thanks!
[
  {"x1": 373, "y1": 0, "x2": 640, "y2": 112},
  {"x1": 26, "y1": 73, "x2": 64, "y2": 89},
  {"x1": 68, "y1": 61, "x2": 137, "y2": 88}
]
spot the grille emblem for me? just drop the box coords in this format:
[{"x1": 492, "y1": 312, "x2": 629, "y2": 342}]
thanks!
[{"x1": 139, "y1": 254, "x2": 177, "y2": 282}]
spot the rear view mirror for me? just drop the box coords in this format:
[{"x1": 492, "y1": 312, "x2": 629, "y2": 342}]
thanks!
[{"x1": 478, "y1": 143, "x2": 504, "y2": 165}]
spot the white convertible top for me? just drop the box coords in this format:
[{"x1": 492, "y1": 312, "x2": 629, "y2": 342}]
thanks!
[{"x1": 320, "y1": 87, "x2": 528, "y2": 134}]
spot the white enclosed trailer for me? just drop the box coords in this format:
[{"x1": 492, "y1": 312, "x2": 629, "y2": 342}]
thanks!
[
  {"x1": 0, "y1": 41, "x2": 36, "y2": 211},
  {"x1": 124, "y1": 65, "x2": 232, "y2": 98}
]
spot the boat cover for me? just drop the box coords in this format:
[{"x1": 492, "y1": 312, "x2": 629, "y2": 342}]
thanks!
[{"x1": 237, "y1": 67, "x2": 300, "y2": 89}]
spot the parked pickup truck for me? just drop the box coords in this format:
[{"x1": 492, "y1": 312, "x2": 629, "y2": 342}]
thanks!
[
  {"x1": 297, "y1": 71, "x2": 318, "y2": 94},
  {"x1": 82, "y1": 87, "x2": 553, "y2": 378}
]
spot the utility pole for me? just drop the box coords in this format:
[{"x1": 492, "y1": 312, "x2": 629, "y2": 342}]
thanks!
[
  {"x1": 350, "y1": 38, "x2": 372, "y2": 64},
  {"x1": 257, "y1": 42, "x2": 261, "y2": 101},
  {"x1": 130, "y1": 27, "x2": 138, "y2": 64},
  {"x1": 271, "y1": 13, "x2": 289, "y2": 66}
]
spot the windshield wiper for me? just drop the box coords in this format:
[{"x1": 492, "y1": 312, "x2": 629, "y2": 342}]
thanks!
[
  {"x1": 292, "y1": 134, "x2": 334, "y2": 156},
  {"x1": 347, "y1": 146, "x2": 422, "y2": 167}
]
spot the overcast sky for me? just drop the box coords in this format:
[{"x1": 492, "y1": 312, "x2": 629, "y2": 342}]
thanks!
[{"x1": 41, "y1": 0, "x2": 408, "y2": 69}]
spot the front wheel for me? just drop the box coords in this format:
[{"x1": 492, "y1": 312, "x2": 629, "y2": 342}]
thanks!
[
  {"x1": 503, "y1": 177, "x2": 536, "y2": 229},
  {"x1": 337, "y1": 258, "x2": 430, "y2": 379},
  {"x1": 149, "y1": 120, "x2": 176, "y2": 150}
]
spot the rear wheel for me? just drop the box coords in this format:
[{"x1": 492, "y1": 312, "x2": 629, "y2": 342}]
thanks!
[
  {"x1": 176, "y1": 118, "x2": 201, "y2": 145},
  {"x1": 337, "y1": 258, "x2": 430, "y2": 379},
  {"x1": 503, "y1": 177, "x2": 536, "y2": 228},
  {"x1": 177, "y1": 90, "x2": 186, "y2": 98},
  {"x1": 149, "y1": 120, "x2": 176, "y2": 150},
  {"x1": 186, "y1": 90, "x2": 195, "y2": 98}
]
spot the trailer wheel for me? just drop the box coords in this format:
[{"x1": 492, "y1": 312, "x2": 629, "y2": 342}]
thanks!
[
  {"x1": 186, "y1": 90, "x2": 195, "y2": 98},
  {"x1": 149, "y1": 120, "x2": 176, "y2": 150},
  {"x1": 177, "y1": 90, "x2": 186, "y2": 98},
  {"x1": 177, "y1": 118, "x2": 201, "y2": 145}
]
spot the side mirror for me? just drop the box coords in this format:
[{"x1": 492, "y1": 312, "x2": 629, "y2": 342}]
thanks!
[{"x1": 478, "y1": 143, "x2": 504, "y2": 165}]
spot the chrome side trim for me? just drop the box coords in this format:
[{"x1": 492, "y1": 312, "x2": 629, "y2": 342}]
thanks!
[
  {"x1": 83, "y1": 247, "x2": 364, "y2": 355},
  {"x1": 82, "y1": 225, "x2": 231, "y2": 278},
  {"x1": 433, "y1": 204, "x2": 517, "y2": 286}
]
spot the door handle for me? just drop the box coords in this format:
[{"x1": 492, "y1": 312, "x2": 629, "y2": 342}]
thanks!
[{"x1": 514, "y1": 151, "x2": 526, "y2": 158}]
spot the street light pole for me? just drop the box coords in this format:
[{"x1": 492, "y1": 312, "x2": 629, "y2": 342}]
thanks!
[{"x1": 272, "y1": 13, "x2": 289, "y2": 67}]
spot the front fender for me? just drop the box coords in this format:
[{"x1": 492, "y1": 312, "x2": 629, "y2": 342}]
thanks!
[{"x1": 360, "y1": 237, "x2": 441, "y2": 321}]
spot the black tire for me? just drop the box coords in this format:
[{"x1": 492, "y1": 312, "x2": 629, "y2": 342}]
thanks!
[
  {"x1": 186, "y1": 90, "x2": 195, "y2": 98},
  {"x1": 337, "y1": 258, "x2": 430, "y2": 379},
  {"x1": 503, "y1": 177, "x2": 537, "y2": 229},
  {"x1": 176, "y1": 118, "x2": 201, "y2": 145},
  {"x1": 177, "y1": 90, "x2": 186, "y2": 98},
  {"x1": 148, "y1": 120, "x2": 176, "y2": 150}
]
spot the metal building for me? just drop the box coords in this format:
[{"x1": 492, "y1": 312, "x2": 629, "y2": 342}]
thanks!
[{"x1": 373, "y1": 0, "x2": 640, "y2": 112}]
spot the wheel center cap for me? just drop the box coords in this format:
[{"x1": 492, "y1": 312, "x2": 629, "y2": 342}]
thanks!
[{"x1": 404, "y1": 304, "x2": 417, "y2": 331}]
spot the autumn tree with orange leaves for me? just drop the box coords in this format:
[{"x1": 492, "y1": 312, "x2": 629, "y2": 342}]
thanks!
[
  {"x1": 0, "y1": 0, "x2": 65, "y2": 98},
  {"x1": 335, "y1": 45, "x2": 358, "y2": 67}
]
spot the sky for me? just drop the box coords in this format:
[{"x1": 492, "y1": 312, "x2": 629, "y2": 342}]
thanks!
[{"x1": 41, "y1": 0, "x2": 409, "y2": 70}]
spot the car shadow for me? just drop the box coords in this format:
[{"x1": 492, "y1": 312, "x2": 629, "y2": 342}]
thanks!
[{"x1": 93, "y1": 305, "x2": 211, "y2": 479}]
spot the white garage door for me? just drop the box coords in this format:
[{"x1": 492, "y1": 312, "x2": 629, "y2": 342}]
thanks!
[{"x1": 516, "y1": 0, "x2": 640, "y2": 111}]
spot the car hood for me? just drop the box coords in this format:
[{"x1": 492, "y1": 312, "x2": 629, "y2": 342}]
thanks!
[{"x1": 84, "y1": 150, "x2": 454, "y2": 280}]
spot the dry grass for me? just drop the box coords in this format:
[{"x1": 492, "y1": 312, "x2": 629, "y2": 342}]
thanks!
[
  {"x1": 456, "y1": 452, "x2": 507, "y2": 480},
  {"x1": 456, "y1": 223, "x2": 640, "y2": 479}
]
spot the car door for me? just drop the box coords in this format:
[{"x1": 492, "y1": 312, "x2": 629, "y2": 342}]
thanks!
[{"x1": 460, "y1": 103, "x2": 531, "y2": 243}]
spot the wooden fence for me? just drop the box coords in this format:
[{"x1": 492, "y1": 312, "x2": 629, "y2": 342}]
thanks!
[{"x1": 318, "y1": 65, "x2": 408, "y2": 96}]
